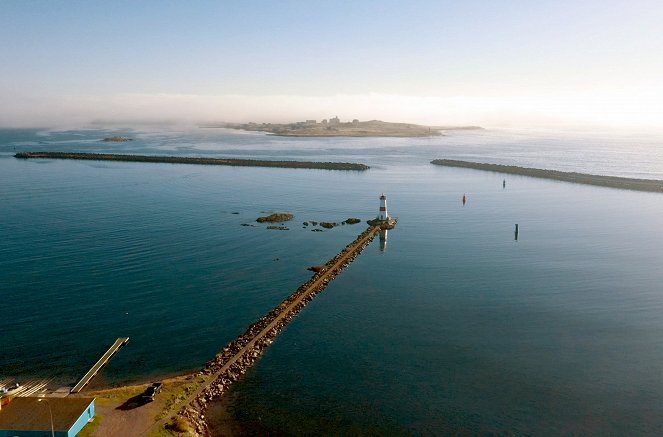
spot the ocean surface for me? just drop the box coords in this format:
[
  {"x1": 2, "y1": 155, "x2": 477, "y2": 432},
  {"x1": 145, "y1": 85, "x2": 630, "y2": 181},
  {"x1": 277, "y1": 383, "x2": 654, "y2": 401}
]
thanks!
[{"x1": 2, "y1": 126, "x2": 663, "y2": 435}]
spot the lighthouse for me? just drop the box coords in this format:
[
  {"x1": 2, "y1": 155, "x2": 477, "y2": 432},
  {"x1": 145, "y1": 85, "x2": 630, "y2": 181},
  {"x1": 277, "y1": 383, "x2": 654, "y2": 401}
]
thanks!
[
  {"x1": 379, "y1": 193, "x2": 388, "y2": 220},
  {"x1": 368, "y1": 193, "x2": 396, "y2": 229}
]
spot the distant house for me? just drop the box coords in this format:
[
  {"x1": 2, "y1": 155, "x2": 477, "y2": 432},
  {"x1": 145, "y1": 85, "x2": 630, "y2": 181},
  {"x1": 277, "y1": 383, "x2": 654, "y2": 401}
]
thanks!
[
  {"x1": 305, "y1": 119, "x2": 316, "y2": 125},
  {"x1": 0, "y1": 397, "x2": 95, "y2": 437},
  {"x1": 329, "y1": 116, "x2": 340, "y2": 125},
  {"x1": 321, "y1": 119, "x2": 328, "y2": 125},
  {"x1": 352, "y1": 119, "x2": 359, "y2": 125}
]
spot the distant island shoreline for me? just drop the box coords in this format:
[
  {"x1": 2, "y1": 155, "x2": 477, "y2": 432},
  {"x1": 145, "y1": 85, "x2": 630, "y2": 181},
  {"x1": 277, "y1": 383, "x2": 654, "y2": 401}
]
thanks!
[
  {"x1": 431, "y1": 159, "x2": 663, "y2": 193},
  {"x1": 202, "y1": 118, "x2": 482, "y2": 137},
  {"x1": 14, "y1": 152, "x2": 369, "y2": 171}
]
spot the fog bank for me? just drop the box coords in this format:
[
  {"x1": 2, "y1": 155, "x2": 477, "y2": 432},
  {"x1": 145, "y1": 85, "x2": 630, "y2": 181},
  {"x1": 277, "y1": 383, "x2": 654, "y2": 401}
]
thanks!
[{"x1": 1, "y1": 92, "x2": 661, "y2": 130}]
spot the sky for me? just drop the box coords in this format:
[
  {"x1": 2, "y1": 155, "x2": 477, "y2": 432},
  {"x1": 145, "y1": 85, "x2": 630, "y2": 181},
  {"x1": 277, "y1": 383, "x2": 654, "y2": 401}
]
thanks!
[{"x1": 1, "y1": 0, "x2": 662, "y2": 128}]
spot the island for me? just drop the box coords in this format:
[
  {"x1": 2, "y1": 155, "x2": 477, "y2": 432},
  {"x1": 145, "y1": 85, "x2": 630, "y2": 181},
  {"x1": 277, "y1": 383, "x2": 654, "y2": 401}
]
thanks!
[
  {"x1": 202, "y1": 118, "x2": 482, "y2": 137},
  {"x1": 431, "y1": 159, "x2": 663, "y2": 193},
  {"x1": 14, "y1": 152, "x2": 369, "y2": 171},
  {"x1": 102, "y1": 136, "x2": 132, "y2": 142}
]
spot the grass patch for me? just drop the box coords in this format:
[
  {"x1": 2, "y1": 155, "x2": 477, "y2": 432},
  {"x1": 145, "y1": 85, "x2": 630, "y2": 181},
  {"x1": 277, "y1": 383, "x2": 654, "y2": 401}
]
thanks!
[
  {"x1": 76, "y1": 415, "x2": 102, "y2": 437},
  {"x1": 92, "y1": 386, "x2": 145, "y2": 407},
  {"x1": 155, "y1": 377, "x2": 205, "y2": 421}
]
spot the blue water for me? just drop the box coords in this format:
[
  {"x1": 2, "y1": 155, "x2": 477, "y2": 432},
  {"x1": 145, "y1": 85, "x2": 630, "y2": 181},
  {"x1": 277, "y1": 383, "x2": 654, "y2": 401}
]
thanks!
[{"x1": 2, "y1": 127, "x2": 663, "y2": 434}]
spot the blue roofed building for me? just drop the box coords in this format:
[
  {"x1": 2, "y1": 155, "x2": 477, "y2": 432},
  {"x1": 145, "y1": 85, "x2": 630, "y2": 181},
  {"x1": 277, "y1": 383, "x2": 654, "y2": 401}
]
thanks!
[{"x1": 0, "y1": 397, "x2": 95, "y2": 437}]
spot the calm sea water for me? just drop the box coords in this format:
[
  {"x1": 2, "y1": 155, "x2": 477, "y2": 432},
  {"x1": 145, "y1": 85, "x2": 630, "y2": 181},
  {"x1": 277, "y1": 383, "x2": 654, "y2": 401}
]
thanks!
[{"x1": 2, "y1": 126, "x2": 663, "y2": 435}]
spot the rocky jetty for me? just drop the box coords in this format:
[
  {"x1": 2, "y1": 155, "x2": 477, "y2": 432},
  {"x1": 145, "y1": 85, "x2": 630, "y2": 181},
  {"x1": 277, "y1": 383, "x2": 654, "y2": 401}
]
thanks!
[
  {"x1": 14, "y1": 152, "x2": 370, "y2": 171},
  {"x1": 168, "y1": 226, "x2": 381, "y2": 435},
  {"x1": 366, "y1": 217, "x2": 398, "y2": 229},
  {"x1": 431, "y1": 159, "x2": 663, "y2": 193}
]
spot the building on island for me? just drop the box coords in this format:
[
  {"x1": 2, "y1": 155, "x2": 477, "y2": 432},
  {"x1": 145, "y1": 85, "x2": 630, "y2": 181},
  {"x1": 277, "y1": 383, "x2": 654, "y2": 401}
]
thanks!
[
  {"x1": 0, "y1": 397, "x2": 95, "y2": 437},
  {"x1": 329, "y1": 116, "x2": 340, "y2": 125}
]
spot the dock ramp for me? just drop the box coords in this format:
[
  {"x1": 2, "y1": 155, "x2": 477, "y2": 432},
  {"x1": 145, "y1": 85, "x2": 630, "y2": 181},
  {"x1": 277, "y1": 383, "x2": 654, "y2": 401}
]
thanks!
[{"x1": 71, "y1": 337, "x2": 129, "y2": 393}]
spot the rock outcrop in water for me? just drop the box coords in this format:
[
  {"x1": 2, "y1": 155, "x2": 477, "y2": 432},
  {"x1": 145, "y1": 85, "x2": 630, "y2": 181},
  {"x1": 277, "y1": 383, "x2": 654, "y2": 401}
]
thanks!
[{"x1": 256, "y1": 213, "x2": 294, "y2": 223}]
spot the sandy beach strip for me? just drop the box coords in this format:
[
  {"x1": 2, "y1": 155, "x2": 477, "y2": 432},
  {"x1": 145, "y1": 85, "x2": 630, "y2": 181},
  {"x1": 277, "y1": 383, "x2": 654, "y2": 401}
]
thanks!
[
  {"x1": 431, "y1": 159, "x2": 663, "y2": 193},
  {"x1": 15, "y1": 151, "x2": 370, "y2": 171}
]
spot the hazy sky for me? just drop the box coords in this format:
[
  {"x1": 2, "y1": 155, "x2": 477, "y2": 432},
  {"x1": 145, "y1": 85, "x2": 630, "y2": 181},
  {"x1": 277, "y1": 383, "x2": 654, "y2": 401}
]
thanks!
[{"x1": 1, "y1": 0, "x2": 662, "y2": 128}]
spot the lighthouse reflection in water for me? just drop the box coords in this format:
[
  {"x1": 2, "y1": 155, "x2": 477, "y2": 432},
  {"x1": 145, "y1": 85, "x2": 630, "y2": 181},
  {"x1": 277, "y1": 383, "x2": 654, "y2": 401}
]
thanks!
[{"x1": 379, "y1": 229, "x2": 388, "y2": 252}]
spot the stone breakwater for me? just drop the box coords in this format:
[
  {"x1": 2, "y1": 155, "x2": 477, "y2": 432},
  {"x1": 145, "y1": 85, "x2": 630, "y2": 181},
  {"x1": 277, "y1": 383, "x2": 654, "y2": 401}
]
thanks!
[
  {"x1": 158, "y1": 226, "x2": 381, "y2": 435},
  {"x1": 431, "y1": 159, "x2": 663, "y2": 193},
  {"x1": 14, "y1": 152, "x2": 370, "y2": 171}
]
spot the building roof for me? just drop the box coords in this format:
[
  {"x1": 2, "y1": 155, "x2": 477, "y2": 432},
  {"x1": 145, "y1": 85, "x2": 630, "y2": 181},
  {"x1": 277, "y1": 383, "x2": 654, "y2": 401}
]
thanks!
[{"x1": 0, "y1": 397, "x2": 94, "y2": 431}]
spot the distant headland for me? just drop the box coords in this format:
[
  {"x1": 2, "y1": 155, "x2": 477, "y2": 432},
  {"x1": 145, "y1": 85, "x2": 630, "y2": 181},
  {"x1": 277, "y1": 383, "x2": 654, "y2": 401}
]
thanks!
[
  {"x1": 201, "y1": 118, "x2": 482, "y2": 137},
  {"x1": 14, "y1": 152, "x2": 369, "y2": 171},
  {"x1": 431, "y1": 159, "x2": 663, "y2": 193}
]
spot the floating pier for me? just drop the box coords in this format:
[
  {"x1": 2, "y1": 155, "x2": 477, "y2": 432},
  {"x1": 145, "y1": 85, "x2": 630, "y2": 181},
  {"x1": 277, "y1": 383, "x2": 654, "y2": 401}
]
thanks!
[{"x1": 70, "y1": 337, "x2": 129, "y2": 393}]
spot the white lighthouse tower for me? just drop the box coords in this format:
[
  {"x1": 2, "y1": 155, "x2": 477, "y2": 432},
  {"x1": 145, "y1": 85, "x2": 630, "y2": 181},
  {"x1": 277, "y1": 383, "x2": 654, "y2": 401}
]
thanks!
[
  {"x1": 379, "y1": 193, "x2": 388, "y2": 220},
  {"x1": 368, "y1": 192, "x2": 396, "y2": 229}
]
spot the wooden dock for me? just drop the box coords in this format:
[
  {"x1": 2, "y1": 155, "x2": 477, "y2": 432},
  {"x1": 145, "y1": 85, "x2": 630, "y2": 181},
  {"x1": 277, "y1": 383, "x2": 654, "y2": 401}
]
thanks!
[{"x1": 70, "y1": 337, "x2": 129, "y2": 393}]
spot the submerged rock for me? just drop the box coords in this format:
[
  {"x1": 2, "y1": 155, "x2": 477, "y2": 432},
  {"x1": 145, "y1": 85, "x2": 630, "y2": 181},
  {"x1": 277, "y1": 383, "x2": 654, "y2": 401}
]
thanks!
[{"x1": 102, "y1": 136, "x2": 132, "y2": 142}]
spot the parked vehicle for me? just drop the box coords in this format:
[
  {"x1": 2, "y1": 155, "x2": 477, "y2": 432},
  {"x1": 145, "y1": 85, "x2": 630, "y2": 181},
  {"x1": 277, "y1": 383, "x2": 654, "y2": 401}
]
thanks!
[
  {"x1": 0, "y1": 383, "x2": 21, "y2": 398},
  {"x1": 141, "y1": 382, "x2": 163, "y2": 402}
]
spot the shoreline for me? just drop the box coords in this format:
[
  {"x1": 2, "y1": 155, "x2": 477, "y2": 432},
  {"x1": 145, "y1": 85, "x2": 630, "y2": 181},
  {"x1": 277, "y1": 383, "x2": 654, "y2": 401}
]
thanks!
[
  {"x1": 431, "y1": 159, "x2": 663, "y2": 193},
  {"x1": 79, "y1": 225, "x2": 382, "y2": 436},
  {"x1": 14, "y1": 151, "x2": 370, "y2": 171}
]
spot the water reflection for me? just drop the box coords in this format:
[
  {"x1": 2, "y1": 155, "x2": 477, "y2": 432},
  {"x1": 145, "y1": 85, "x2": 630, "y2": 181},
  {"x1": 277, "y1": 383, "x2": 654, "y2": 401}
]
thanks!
[{"x1": 379, "y1": 229, "x2": 388, "y2": 252}]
